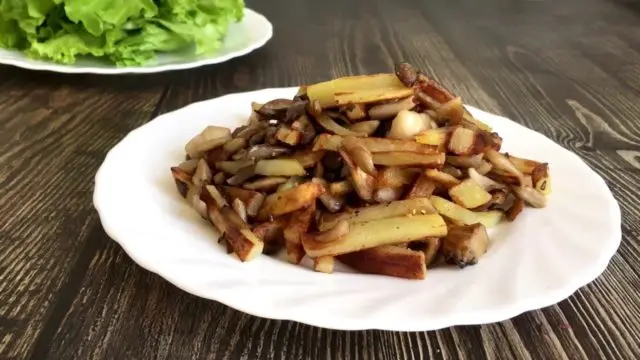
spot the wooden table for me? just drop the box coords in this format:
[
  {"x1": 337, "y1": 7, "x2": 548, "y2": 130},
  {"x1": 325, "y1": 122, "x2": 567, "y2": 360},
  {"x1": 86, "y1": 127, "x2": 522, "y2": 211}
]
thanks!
[{"x1": 2, "y1": 0, "x2": 639, "y2": 359}]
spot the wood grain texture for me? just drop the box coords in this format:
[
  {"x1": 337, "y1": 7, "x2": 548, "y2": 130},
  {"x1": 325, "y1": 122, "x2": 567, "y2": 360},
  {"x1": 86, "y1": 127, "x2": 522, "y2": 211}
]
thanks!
[{"x1": 1, "y1": 0, "x2": 639, "y2": 359}]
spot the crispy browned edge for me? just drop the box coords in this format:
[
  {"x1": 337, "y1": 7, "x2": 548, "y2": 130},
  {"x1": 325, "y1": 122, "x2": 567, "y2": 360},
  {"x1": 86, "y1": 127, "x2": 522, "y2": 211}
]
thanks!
[
  {"x1": 337, "y1": 245, "x2": 427, "y2": 280},
  {"x1": 221, "y1": 186, "x2": 265, "y2": 217},
  {"x1": 202, "y1": 186, "x2": 263, "y2": 261},
  {"x1": 284, "y1": 203, "x2": 316, "y2": 264},
  {"x1": 405, "y1": 173, "x2": 437, "y2": 199}
]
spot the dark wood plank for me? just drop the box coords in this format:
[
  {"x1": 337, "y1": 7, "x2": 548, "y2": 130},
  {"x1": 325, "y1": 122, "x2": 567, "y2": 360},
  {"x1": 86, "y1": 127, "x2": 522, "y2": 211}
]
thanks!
[
  {"x1": 0, "y1": 72, "x2": 166, "y2": 358},
  {"x1": 1, "y1": 0, "x2": 640, "y2": 359}
]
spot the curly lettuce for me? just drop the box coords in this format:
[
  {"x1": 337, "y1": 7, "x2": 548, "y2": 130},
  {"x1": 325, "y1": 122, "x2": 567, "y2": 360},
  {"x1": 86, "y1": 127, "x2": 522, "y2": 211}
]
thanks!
[{"x1": 0, "y1": 0, "x2": 244, "y2": 66}]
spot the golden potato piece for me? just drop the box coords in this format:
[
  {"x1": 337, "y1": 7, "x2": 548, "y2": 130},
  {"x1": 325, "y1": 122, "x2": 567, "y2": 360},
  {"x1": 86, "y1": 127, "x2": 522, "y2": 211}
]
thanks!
[
  {"x1": 284, "y1": 204, "x2": 316, "y2": 264},
  {"x1": 307, "y1": 73, "x2": 413, "y2": 108},
  {"x1": 430, "y1": 196, "x2": 503, "y2": 228},
  {"x1": 313, "y1": 134, "x2": 441, "y2": 154},
  {"x1": 254, "y1": 159, "x2": 306, "y2": 177},
  {"x1": 448, "y1": 179, "x2": 492, "y2": 209},
  {"x1": 257, "y1": 182, "x2": 325, "y2": 221},
  {"x1": 303, "y1": 214, "x2": 447, "y2": 258},
  {"x1": 318, "y1": 198, "x2": 436, "y2": 231}
]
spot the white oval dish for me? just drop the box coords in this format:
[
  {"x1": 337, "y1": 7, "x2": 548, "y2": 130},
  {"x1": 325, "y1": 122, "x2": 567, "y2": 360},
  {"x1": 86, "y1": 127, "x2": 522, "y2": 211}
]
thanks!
[
  {"x1": 0, "y1": 9, "x2": 272, "y2": 75},
  {"x1": 94, "y1": 87, "x2": 621, "y2": 331}
]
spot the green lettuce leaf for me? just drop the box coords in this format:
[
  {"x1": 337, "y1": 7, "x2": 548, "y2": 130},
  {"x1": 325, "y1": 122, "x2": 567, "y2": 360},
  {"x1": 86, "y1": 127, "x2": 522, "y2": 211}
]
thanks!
[{"x1": 0, "y1": 0, "x2": 245, "y2": 66}]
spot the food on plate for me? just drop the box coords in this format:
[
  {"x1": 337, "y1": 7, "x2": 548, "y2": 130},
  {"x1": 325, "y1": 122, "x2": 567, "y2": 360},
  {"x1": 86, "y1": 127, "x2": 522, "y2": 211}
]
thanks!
[
  {"x1": 170, "y1": 62, "x2": 552, "y2": 278},
  {"x1": 0, "y1": 0, "x2": 244, "y2": 66}
]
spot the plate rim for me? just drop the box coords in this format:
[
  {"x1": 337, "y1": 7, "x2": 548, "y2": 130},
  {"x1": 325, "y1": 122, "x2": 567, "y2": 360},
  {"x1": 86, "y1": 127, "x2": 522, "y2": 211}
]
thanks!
[
  {"x1": 0, "y1": 8, "x2": 272, "y2": 75},
  {"x1": 94, "y1": 87, "x2": 622, "y2": 331}
]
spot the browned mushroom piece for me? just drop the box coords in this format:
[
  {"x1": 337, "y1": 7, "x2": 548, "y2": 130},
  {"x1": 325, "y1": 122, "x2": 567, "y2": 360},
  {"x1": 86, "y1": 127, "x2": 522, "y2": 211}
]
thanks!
[
  {"x1": 170, "y1": 167, "x2": 192, "y2": 198},
  {"x1": 395, "y1": 62, "x2": 418, "y2": 87},
  {"x1": 246, "y1": 144, "x2": 292, "y2": 160},
  {"x1": 256, "y1": 99, "x2": 295, "y2": 120},
  {"x1": 441, "y1": 223, "x2": 489, "y2": 268}
]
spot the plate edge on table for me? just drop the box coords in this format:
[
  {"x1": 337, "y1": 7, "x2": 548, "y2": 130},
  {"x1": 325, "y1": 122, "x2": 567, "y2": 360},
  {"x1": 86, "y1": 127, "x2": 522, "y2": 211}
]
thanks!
[
  {"x1": 0, "y1": 9, "x2": 272, "y2": 75},
  {"x1": 94, "y1": 87, "x2": 622, "y2": 331}
]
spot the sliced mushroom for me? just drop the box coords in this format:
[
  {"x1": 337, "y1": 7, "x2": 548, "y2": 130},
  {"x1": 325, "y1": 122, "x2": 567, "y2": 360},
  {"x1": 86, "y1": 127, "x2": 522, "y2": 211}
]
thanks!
[
  {"x1": 312, "y1": 178, "x2": 345, "y2": 213},
  {"x1": 414, "y1": 91, "x2": 441, "y2": 111},
  {"x1": 216, "y1": 159, "x2": 255, "y2": 175},
  {"x1": 232, "y1": 198, "x2": 248, "y2": 222},
  {"x1": 243, "y1": 177, "x2": 288, "y2": 191},
  {"x1": 246, "y1": 144, "x2": 291, "y2": 160},
  {"x1": 468, "y1": 167, "x2": 507, "y2": 192},
  {"x1": 221, "y1": 186, "x2": 265, "y2": 217},
  {"x1": 192, "y1": 159, "x2": 213, "y2": 188},
  {"x1": 512, "y1": 185, "x2": 547, "y2": 208},
  {"x1": 231, "y1": 148, "x2": 249, "y2": 160},
  {"x1": 442, "y1": 165, "x2": 463, "y2": 178},
  {"x1": 226, "y1": 166, "x2": 256, "y2": 186},
  {"x1": 485, "y1": 149, "x2": 525, "y2": 186},
  {"x1": 315, "y1": 113, "x2": 366, "y2": 137},
  {"x1": 264, "y1": 125, "x2": 280, "y2": 146},
  {"x1": 312, "y1": 220, "x2": 349, "y2": 243},
  {"x1": 177, "y1": 159, "x2": 199, "y2": 174},
  {"x1": 368, "y1": 97, "x2": 416, "y2": 120},
  {"x1": 435, "y1": 96, "x2": 464, "y2": 124},
  {"x1": 248, "y1": 128, "x2": 267, "y2": 146},
  {"x1": 342, "y1": 136, "x2": 376, "y2": 176},
  {"x1": 338, "y1": 149, "x2": 375, "y2": 201},
  {"x1": 185, "y1": 126, "x2": 232, "y2": 159},
  {"x1": 277, "y1": 176, "x2": 305, "y2": 193},
  {"x1": 213, "y1": 172, "x2": 226, "y2": 185},
  {"x1": 186, "y1": 185, "x2": 207, "y2": 219},
  {"x1": 222, "y1": 137, "x2": 247, "y2": 155},
  {"x1": 233, "y1": 122, "x2": 267, "y2": 140},
  {"x1": 348, "y1": 120, "x2": 380, "y2": 136},
  {"x1": 446, "y1": 154, "x2": 484, "y2": 169},
  {"x1": 256, "y1": 98, "x2": 295, "y2": 120},
  {"x1": 284, "y1": 100, "x2": 309, "y2": 122}
]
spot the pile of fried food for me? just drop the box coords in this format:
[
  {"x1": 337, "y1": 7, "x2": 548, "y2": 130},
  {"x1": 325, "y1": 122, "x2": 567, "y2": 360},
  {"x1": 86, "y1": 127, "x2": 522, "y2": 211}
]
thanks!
[{"x1": 170, "y1": 62, "x2": 551, "y2": 279}]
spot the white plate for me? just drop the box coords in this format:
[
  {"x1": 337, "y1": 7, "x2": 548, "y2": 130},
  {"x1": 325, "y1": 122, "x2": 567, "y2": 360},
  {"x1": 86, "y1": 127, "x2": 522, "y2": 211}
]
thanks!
[
  {"x1": 94, "y1": 87, "x2": 621, "y2": 331},
  {"x1": 0, "y1": 9, "x2": 272, "y2": 75}
]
